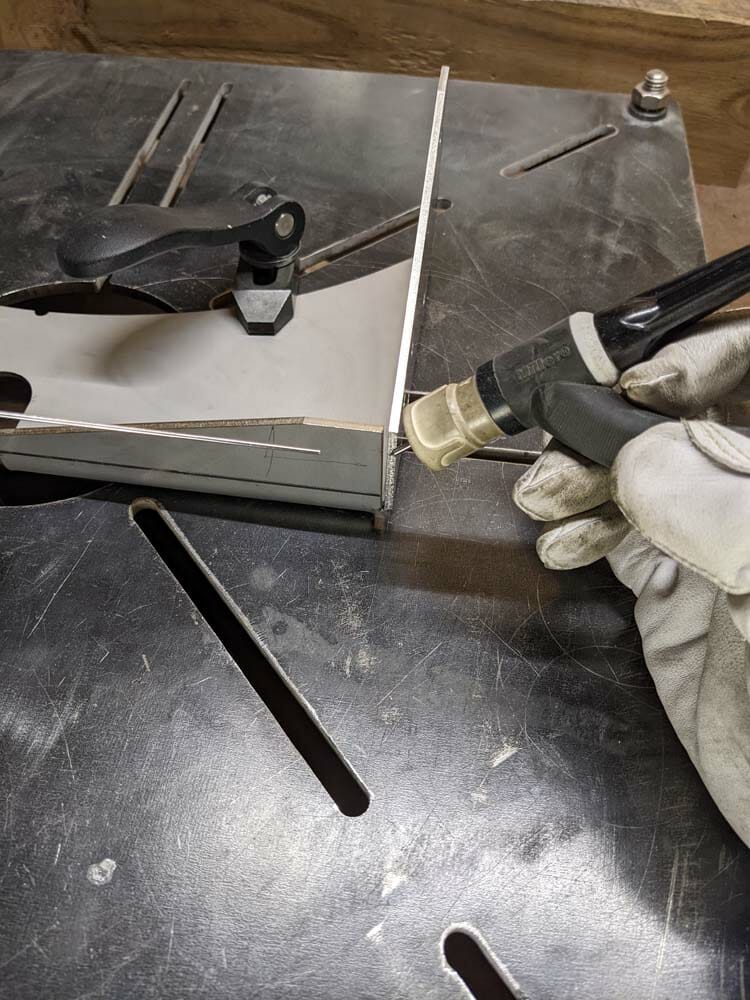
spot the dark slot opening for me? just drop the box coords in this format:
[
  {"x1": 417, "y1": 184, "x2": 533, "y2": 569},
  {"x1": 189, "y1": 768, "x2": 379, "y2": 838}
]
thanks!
[
  {"x1": 0, "y1": 372, "x2": 31, "y2": 427},
  {"x1": 297, "y1": 198, "x2": 452, "y2": 277},
  {"x1": 131, "y1": 500, "x2": 370, "y2": 817},
  {"x1": 163, "y1": 82, "x2": 233, "y2": 207},
  {"x1": 113, "y1": 79, "x2": 190, "y2": 206},
  {"x1": 501, "y1": 124, "x2": 618, "y2": 178},
  {"x1": 12, "y1": 285, "x2": 168, "y2": 316},
  {"x1": 0, "y1": 373, "x2": 95, "y2": 505},
  {"x1": 443, "y1": 930, "x2": 523, "y2": 1000}
]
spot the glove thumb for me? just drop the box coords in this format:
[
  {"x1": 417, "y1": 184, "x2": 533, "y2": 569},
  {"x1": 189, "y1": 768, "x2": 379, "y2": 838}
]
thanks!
[{"x1": 612, "y1": 420, "x2": 750, "y2": 607}]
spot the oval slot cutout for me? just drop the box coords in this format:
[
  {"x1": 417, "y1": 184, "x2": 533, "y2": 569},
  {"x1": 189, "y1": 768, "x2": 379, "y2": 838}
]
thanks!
[
  {"x1": 0, "y1": 373, "x2": 93, "y2": 505},
  {"x1": 131, "y1": 499, "x2": 371, "y2": 817},
  {"x1": 0, "y1": 372, "x2": 31, "y2": 426},
  {"x1": 501, "y1": 124, "x2": 618, "y2": 178},
  {"x1": 443, "y1": 928, "x2": 526, "y2": 1000}
]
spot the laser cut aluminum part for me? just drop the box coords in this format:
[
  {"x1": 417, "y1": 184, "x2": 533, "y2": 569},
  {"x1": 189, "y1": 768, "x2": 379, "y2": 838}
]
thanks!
[{"x1": 0, "y1": 71, "x2": 448, "y2": 513}]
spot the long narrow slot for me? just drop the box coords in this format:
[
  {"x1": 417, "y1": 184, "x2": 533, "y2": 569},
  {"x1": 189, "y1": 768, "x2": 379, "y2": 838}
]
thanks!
[
  {"x1": 161, "y1": 83, "x2": 233, "y2": 207},
  {"x1": 501, "y1": 124, "x2": 617, "y2": 178},
  {"x1": 297, "y1": 199, "x2": 451, "y2": 277},
  {"x1": 298, "y1": 206, "x2": 419, "y2": 276},
  {"x1": 131, "y1": 500, "x2": 370, "y2": 817},
  {"x1": 443, "y1": 930, "x2": 524, "y2": 1000},
  {"x1": 108, "y1": 80, "x2": 190, "y2": 206},
  {"x1": 89, "y1": 81, "x2": 191, "y2": 293},
  {"x1": 297, "y1": 198, "x2": 451, "y2": 277},
  {"x1": 0, "y1": 373, "x2": 31, "y2": 427}
]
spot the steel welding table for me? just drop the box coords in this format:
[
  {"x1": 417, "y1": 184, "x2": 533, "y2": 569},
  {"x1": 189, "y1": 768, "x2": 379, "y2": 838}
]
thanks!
[{"x1": 0, "y1": 49, "x2": 747, "y2": 1000}]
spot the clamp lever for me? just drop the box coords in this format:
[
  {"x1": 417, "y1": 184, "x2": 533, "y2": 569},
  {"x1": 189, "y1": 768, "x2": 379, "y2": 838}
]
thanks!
[{"x1": 57, "y1": 185, "x2": 306, "y2": 335}]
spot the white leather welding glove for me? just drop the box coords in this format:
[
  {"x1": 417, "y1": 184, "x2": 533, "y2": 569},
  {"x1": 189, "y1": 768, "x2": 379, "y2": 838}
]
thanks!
[{"x1": 512, "y1": 312, "x2": 750, "y2": 846}]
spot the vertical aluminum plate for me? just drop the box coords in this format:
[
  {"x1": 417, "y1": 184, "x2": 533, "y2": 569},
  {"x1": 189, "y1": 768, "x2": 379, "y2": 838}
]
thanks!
[{"x1": 383, "y1": 65, "x2": 449, "y2": 508}]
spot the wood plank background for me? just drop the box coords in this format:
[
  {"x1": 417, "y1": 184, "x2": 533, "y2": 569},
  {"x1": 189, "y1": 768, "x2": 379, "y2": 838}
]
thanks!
[{"x1": 1, "y1": 0, "x2": 749, "y2": 187}]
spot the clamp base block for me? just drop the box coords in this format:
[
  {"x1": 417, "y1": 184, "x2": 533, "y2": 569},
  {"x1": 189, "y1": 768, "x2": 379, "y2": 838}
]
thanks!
[{"x1": 231, "y1": 287, "x2": 294, "y2": 335}]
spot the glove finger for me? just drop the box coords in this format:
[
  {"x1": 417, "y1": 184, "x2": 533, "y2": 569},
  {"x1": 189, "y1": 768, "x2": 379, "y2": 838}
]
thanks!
[
  {"x1": 619, "y1": 310, "x2": 750, "y2": 417},
  {"x1": 606, "y1": 531, "x2": 676, "y2": 599},
  {"x1": 612, "y1": 421, "x2": 750, "y2": 595},
  {"x1": 728, "y1": 593, "x2": 750, "y2": 643},
  {"x1": 513, "y1": 440, "x2": 611, "y2": 522},
  {"x1": 535, "y1": 502, "x2": 630, "y2": 570}
]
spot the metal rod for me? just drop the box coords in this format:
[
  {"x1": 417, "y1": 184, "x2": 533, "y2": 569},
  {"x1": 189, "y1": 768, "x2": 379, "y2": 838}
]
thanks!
[
  {"x1": 391, "y1": 442, "x2": 412, "y2": 457},
  {"x1": 393, "y1": 438, "x2": 540, "y2": 465},
  {"x1": 463, "y1": 445, "x2": 540, "y2": 465},
  {"x1": 0, "y1": 410, "x2": 320, "y2": 455},
  {"x1": 297, "y1": 206, "x2": 420, "y2": 276}
]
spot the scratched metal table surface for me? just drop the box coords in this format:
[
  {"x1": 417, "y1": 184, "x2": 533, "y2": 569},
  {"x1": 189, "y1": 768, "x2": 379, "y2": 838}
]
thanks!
[{"x1": 0, "y1": 51, "x2": 748, "y2": 1000}]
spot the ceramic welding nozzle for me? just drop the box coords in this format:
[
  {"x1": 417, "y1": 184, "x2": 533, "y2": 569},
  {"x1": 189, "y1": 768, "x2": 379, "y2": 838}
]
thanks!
[
  {"x1": 402, "y1": 244, "x2": 750, "y2": 471},
  {"x1": 402, "y1": 376, "x2": 502, "y2": 471}
]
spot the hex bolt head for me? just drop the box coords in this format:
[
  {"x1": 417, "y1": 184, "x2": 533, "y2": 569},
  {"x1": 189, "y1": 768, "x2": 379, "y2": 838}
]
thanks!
[
  {"x1": 274, "y1": 212, "x2": 295, "y2": 239},
  {"x1": 630, "y1": 68, "x2": 670, "y2": 118}
]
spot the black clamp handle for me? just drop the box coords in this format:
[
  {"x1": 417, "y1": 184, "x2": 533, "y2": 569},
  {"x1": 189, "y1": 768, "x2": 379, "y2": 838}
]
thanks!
[{"x1": 57, "y1": 186, "x2": 306, "y2": 335}]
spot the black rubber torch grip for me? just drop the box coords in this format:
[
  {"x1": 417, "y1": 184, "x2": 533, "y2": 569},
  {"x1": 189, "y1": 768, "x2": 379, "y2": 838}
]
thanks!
[{"x1": 594, "y1": 245, "x2": 750, "y2": 370}]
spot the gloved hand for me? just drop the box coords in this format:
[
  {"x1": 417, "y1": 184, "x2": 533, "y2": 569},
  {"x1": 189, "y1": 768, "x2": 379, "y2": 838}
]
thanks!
[{"x1": 512, "y1": 311, "x2": 750, "y2": 846}]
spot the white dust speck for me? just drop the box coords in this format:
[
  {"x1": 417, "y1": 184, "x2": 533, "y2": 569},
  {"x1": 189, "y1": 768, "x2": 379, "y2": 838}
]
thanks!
[
  {"x1": 87, "y1": 858, "x2": 117, "y2": 885},
  {"x1": 250, "y1": 565, "x2": 278, "y2": 591},
  {"x1": 381, "y1": 872, "x2": 406, "y2": 897},
  {"x1": 355, "y1": 648, "x2": 375, "y2": 674},
  {"x1": 378, "y1": 705, "x2": 402, "y2": 726},
  {"x1": 342, "y1": 648, "x2": 376, "y2": 678},
  {"x1": 366, "y1": 921, "x2": 384, "y2": 943},
  {"x1": 490, "y1": 743, "x2": 519, "y2": 768}
]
